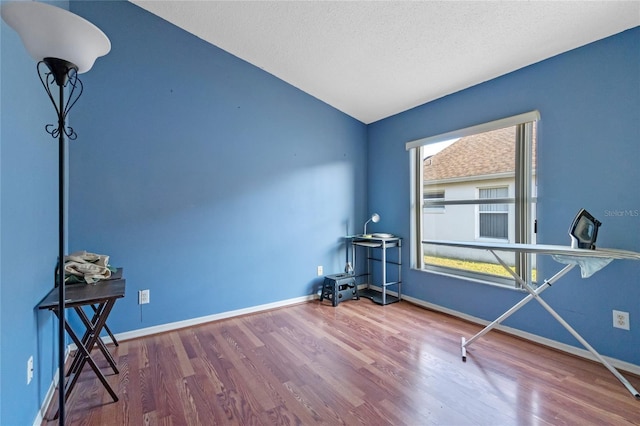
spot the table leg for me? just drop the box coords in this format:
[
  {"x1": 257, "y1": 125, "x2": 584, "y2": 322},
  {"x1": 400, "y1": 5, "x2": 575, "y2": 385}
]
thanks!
[
  {"x1": 60, "y1": 299, "x2": 120, "y2": 405},
  {"x1": 381, "y1": 241, "x2": 387, "y2": 305},
  {"x1": 75, "y1": 305, "x2": 119, "y2": 373},
  {"x1": 66, "y1": 304, "x2": 100, "y2": 378},
  {"x1": 63, "y1": 319, "x2": 119, "y2": 403},
  {"x1": 91, "y1": 303, "x2": 119, "y2": 346},
  {"x1": 67, "y1": 302, "x2": 118, "y2": 377}
]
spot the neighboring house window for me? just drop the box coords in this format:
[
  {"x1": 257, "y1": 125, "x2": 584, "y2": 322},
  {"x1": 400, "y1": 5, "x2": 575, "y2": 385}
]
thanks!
[
  {"x1": 478, "y1": 187, "x2": 508, "y2": 239},
  {"x1": 407, "y1": 111, "x2": 538, "y2": 288},
  {"x1": 424, "y1": 190, "x2": 445, "y2": 213}
]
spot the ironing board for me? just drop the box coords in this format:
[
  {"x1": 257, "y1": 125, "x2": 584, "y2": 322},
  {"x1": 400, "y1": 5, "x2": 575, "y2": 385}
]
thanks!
[{"x1": 424, "y1": 240, "x2": 640, "y2": 399}]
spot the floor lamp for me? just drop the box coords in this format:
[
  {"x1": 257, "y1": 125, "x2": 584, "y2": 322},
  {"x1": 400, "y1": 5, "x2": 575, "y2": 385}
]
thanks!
[{"x1": 1, "y1": 2, "x2": 110, "y2": 423}]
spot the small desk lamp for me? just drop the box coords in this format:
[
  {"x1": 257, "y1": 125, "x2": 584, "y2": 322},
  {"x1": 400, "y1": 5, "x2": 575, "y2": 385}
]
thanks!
[
  {"x1": 1, "y1": 2, "x2": 110, "y2": 423},
  {"x1": 363, "y1": 213, "x2": 380, "y2": 236}
]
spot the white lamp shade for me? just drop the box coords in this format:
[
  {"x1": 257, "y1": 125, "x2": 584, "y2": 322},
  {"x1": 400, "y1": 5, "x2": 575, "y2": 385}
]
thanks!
[{"x1": 1, "y1": 1, "x2": 110, "y2": 73}]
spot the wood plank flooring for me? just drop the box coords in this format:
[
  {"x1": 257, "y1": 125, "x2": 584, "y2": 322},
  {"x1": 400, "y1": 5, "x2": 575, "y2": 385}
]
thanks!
[{"x1": 43, "y1": 300, "x2": 640, "y2": 425}]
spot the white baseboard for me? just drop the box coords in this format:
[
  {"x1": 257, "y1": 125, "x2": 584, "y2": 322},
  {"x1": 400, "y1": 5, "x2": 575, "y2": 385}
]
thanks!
[
  {"x1": 33, "y1": 348, "x2": 71, "y2": 426},
  {"x1": 101, "y1": 294, "x2": 316, "y2": 345},
  {"x1": 401, "y1": 294, "x2": 640, "y2": 376}
]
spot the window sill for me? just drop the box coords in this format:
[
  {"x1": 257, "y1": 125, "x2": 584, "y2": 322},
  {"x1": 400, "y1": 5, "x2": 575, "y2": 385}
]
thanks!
[{"x1": 410, "y1": 266, "x2": 528, "y2": 292}]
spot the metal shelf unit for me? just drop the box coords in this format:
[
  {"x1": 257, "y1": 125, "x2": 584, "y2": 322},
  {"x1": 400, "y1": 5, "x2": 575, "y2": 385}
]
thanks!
[{"x1": 348, "y1": 235, "x2": 402, "y2": 305}]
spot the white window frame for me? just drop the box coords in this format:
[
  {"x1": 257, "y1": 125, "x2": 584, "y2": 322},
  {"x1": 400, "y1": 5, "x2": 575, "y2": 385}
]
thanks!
[{"x1": 406, "y1": 111, "x2": 539, "y2": 288}]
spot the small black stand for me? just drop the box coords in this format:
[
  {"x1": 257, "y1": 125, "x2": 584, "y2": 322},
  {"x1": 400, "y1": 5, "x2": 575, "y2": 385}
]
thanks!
[{"x1": 320, "y1": 273, "x2": 359, "y2": 307}]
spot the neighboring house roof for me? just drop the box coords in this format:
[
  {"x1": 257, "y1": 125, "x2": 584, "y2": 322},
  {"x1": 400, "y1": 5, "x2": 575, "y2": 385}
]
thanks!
[{"x1": 424, "y1": 126, "x2": 536, "y2": 182}]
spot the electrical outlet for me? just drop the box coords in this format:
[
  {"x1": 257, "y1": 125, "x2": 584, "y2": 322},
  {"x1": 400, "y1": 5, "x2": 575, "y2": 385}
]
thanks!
[
  {"x1": 317, "y1": 265, "x2": 323, "y2": 276},
  {"x1": 613, "y1": 310, "x2": 630, "y2": 330},
  {"x1": 138, "y1": 289, "x2": 150, "y2": 305},
  {"x1": 27, "y1": 355, "x2": 34, "y2": 385}
]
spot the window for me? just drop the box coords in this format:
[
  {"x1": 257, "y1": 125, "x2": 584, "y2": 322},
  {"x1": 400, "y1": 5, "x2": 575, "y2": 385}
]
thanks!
[
  {"x1": 424, "y1": 190, "x2": 445, "y2": 213},
  {"x1": 478, "y1": 187, "x2": 508, "y2": 239},
  {"x1": 407, "y1": 111, "x2": 538, "y2": 287}
]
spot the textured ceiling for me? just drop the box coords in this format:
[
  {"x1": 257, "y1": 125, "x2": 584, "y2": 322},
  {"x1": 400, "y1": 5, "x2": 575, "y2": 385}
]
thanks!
[{"x1": 131, "y1": 1, "x2": 640, "y2": 124}]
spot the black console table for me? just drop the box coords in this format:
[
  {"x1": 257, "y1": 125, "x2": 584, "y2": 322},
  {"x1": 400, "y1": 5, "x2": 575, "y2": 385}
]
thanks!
[{"x1": 38, "y1": 269, "x2": 125, "y2": 414}]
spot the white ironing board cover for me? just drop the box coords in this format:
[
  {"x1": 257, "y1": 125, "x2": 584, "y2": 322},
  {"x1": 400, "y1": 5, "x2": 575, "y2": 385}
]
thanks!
[{"x1": 424, "y1": 240, "x2": 640, "y2": 260}]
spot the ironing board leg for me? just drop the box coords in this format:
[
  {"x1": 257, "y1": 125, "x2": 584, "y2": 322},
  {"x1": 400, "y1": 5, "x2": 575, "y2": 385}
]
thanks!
[
  {"x1": 533, "y1": 293, "x2": 640, "y2": 399},
  {"x1": 461, "y1": 257, "x2": 576, "y2": 359},
  {"x1": 461, "y1": 250, "x2": 639, "y2": 399},
  {"x1": 461, "y1": 337, "x2": 466, "y2": 361},
  {"x1": 461, "y1": 290, "x2": 537, "y2": 360}
]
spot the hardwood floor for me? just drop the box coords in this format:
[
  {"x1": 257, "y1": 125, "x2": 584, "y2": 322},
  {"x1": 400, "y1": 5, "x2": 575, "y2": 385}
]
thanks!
[{"x1": 43, "y1": 300, "x2": 640, "y2": 425}]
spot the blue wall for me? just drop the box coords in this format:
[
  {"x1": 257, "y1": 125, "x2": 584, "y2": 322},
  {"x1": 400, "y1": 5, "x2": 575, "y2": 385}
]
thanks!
[
  {"x1": 368, "y1": 27, "x2": 640, "y2": 364},
  {"x1": 2, "y1": 1, "x2": 366, "y2": 423},
  {"x1": 66, "y1": 1, "x2": 368, "y2": 333}
]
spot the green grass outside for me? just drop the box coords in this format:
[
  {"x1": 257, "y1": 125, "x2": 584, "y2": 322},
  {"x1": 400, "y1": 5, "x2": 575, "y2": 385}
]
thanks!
[{"x1": 424, "y1": 255, "x2": 537, "y2": 282}]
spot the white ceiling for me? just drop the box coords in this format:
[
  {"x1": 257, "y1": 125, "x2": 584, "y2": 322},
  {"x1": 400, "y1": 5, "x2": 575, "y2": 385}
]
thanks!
[{"x1": 131, "y1": 1, "x2": 640, "y2": 124}]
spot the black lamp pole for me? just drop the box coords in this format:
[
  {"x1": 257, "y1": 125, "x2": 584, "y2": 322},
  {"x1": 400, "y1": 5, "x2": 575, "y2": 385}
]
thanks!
[
  {"x1": 2, "y1": 4, "x2": 110, "y2": 423},
  {"x1": 38, "y1": 57, "x2": 83, "y2": 425}
]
